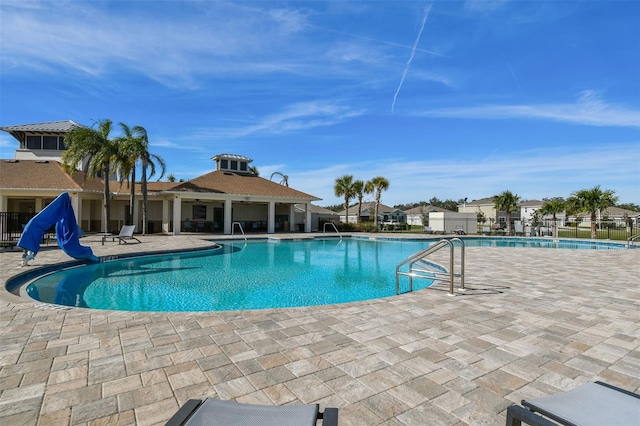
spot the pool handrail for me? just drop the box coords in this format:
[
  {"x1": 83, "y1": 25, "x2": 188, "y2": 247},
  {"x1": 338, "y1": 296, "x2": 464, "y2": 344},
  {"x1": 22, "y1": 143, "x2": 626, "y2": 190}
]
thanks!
[
  {"x1": 232, "y1": 222, "x2": 247, "y2": 241},
  {"x1": 395, "y1": 238, "x2": 465, "y2": 296},
  {"x1": 323, "y1": 222, "x2": 342, "y2": 241},
  {"x1": 628, "y1": 233, "x2": 640, "y2": 248}
]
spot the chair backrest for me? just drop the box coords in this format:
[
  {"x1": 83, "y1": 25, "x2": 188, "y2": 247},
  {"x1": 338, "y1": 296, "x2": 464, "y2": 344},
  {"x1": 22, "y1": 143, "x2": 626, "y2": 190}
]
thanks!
[{"x1": 119, "y1": 225, "x2": 136, "y2": 237}]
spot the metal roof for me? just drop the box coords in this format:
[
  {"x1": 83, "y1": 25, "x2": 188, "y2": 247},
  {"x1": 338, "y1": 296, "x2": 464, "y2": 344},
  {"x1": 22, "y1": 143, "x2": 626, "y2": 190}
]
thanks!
[
  {"x1": 0, "y1": 120, "x2": 80, "y2": 133},
  {"x1": 210, "y1": 153, "x2": 253, "y2": 162}
]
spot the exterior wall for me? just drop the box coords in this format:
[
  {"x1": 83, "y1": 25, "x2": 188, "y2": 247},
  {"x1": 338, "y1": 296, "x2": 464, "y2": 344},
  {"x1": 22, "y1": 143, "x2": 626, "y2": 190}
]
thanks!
[{"x1": 428, "y1": 212, "x2": 478, "y2": 234}]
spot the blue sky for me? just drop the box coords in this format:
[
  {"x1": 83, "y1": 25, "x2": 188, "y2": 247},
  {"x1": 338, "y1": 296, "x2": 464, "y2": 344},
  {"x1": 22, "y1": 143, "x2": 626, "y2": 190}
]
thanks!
[{"x1": 1, "y1": 0, "x2": 639, "y2": 206}]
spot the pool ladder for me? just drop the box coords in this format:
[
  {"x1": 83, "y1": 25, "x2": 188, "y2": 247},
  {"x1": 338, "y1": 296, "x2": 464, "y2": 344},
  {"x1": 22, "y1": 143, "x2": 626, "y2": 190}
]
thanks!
[
  {"x1": 232, "y1": 222, "x2": 247, "y2": 241},
  {"x1": 395, "y1": 238, "x2": 465, "y2": 296},
  {"x1": 323, "y1": 222, "x2": 342, "y2": 241},
  {"x1": 628, "y1": 233, "x2": 640, "y2": 248}
]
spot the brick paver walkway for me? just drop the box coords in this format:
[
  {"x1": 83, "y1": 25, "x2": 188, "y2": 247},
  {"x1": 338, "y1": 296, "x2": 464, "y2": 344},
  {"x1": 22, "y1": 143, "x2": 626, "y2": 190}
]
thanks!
[{"x1": 1, "y1": 234, "x2": 638, "y2": 425}]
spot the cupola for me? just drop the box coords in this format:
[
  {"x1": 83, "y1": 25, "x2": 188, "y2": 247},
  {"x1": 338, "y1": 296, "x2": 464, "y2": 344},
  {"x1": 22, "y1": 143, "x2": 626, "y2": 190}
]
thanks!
[{"x1": 211, "y1": 154, "x2": 253, "y2": 174}]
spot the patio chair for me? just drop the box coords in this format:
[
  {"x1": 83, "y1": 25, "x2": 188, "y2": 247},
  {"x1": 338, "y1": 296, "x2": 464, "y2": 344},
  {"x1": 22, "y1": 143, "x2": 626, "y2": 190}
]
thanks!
[
  {"x1": 482, "y1": 226, "x2": 491, "y2": 235},
  {"x1": 165, "y1": 398, "x2": 338, "y2": 426},
  {"x1": 505, "y1": 381, "x2": 640, "y2": 426},
  {"x1": 102, "y1": 225, "x2": 140, "y2": 245}
]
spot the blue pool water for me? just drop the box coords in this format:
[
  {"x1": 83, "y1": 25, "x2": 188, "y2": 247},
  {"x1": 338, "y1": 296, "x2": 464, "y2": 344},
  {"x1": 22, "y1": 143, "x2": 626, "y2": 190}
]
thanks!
[{"x1": 22, "y1": 237, "x2": 625, "y2": 312}]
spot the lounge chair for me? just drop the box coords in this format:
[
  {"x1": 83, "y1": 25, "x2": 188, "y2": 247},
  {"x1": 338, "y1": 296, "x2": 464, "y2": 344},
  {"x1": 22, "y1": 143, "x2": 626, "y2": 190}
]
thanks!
[
  {"x1": 165, "y1": 399, "x2": 339, "y2": 426},
  {"x1": 482, "y1": 226, "x2": 491, "y2": 235},
  {"x1": 505, "y1": 381, "x2": 640, "y2": 426},
  {"x1": 102, "y1": 225, "x2": 140, "y2": 245}
]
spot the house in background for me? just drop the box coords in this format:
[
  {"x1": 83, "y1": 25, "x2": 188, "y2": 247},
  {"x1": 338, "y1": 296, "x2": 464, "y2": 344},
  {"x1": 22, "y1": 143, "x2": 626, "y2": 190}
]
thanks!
[
  {"x1": 338, "y1": 202, "x2": 406, "y2": 224},
  {"x1": 404, "y1": 205, "x2": 451, "y2": 226},
  {"x1": 0, "y1": 121, "x2": 321, "y2": 236}
]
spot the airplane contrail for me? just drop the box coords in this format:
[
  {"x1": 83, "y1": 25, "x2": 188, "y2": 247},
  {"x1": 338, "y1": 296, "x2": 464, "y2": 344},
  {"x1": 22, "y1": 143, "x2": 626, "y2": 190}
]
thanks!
[{"x1": 392, "y1": 4, "x2": 432, "y2": 113}]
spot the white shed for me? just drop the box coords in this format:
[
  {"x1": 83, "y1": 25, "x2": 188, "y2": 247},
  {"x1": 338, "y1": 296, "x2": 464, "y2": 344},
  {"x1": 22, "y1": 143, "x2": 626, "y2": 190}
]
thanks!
[{"x1": 428, "y1": 212, "x2": 478, "y2": 234}]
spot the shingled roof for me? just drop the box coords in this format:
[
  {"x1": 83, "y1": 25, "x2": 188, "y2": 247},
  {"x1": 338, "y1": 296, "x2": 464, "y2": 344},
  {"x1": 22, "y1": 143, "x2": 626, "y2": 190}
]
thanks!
[
  {"x1": 0, "y1": 159, "x2": 103, "y2": 192},
  {"x1": 170, "y1": 170, "x2": 319, "y2": 200}
]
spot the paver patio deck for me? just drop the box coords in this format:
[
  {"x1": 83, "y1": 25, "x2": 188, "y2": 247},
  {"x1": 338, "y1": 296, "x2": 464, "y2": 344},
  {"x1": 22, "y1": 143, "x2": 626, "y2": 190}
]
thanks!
[{"x1": 1, "y1": 233, "x2": 638, "y2": 425}]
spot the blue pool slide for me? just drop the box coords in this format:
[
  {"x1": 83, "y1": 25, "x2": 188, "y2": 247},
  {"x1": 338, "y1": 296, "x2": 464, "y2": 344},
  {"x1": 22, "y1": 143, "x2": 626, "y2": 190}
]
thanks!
[{"x1": 18, "y1": 192, "x2": 99, "y2": 262}]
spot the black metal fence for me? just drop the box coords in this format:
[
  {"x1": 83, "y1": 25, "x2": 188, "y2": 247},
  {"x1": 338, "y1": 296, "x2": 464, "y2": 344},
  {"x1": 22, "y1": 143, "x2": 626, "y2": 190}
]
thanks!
[{"x1": 0, "y1": 212, "x2": 36, "y2": 244}]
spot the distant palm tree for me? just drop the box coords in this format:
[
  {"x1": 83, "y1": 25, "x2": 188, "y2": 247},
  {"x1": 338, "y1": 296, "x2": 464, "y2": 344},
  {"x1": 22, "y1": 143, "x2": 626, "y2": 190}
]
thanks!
[
  {"x1": 493, "y1": 190, "x2": 520, "y2": 235},
  {"x1": 61, "y1": 119, "x2": 119, "y2": 233},
  {"x1": 366, "y1": 176, "x2": 390, "y2": 230},
  {"x1": 538, "y1": 197, "x2": 566, "y2": 237},
  {"x1": 352, "y1": 180, "x2": 367, "y2": 224},
  {"x1": 334, "y1": 175, "x2": 355, "y2": 225},
  {"x1": 567, "y1": 186, "x2": 618, "y2": 239},
  {"x1": 249, "y1": 166, "x2": 260, "y2": 177}
]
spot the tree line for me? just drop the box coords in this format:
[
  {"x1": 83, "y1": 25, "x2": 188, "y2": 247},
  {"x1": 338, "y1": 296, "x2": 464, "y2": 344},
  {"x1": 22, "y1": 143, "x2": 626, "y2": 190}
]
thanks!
[
  {"x1": 493, "y1": 186, "x2": 621, "y2": 239},
  {"x1": 61, "y1": 119, "x2": 166, "y2": 235}
]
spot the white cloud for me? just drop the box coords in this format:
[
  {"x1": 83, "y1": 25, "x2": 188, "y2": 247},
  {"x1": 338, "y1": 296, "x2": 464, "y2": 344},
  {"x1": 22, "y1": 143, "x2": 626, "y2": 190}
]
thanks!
[
  {"x1": 187, "y1": 101, "x2": 365, "y2": 140},
  {"x1": 289, "y1": 143, "x2": 640, "y2": 205},
  {"x1": 418, "y1": 91, "x2": 640, "y2": 128}
]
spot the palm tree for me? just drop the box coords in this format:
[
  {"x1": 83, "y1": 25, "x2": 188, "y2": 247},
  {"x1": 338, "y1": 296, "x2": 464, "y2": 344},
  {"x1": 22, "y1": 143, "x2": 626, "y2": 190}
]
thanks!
[
  {"x1": 365, "y1": 176, "x2": 390, "y2": 230},
  {"x1": 567, "y1": 186, "x2": 618, "y2": 239},
  {"x1": 115, "y1": 123, "x2": 141, "y2": 227},
  {"x1": 352, "y1": 180, "x2": 367, "y2": 224},
  {"x1": 61, "y1": 119, "x2": 119, "y2": 233},
  {"x1": 538, "y1": 197, "x2": 566, "y2": 237},
  {"x1": 249, "y1": 166, "x2": 260, "y2": 177},
  {"x1": 132, "y1": 126, "x2": 166, "y2": 235},
  {"x1": 334, "y1": 175, "x2": 355, "y2": 225},
  {"x1": 493, "y1": 190, "x2": 520, "y2": 235},
  {"x1": 114, "y1": 124, "x2": 166, "y2": 234}
]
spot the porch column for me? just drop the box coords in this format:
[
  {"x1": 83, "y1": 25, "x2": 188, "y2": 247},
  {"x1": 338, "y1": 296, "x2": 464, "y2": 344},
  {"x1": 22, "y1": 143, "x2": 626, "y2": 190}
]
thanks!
[
  {"x1": 172, "y1": 196, "x2": 182, "y2": 235},
  {"x1": 267, "y1": 201, "x2": 275, "y2": 234},
  {"x1": 35, "y1": 198, "x2": 44, "y2": 212},
  {"x1": 162, "y1": 199, "x2": 170, "y2": 233},
  {"x1": 224, "y1": 199, "x2": 232, "y2": 234},
  {"x1": 70, "y1": 194, "x2": 81, "y2": 226},
  {"x1": 305, "y1": 203, "x2": 312, "y2": 233},
  {"x1": 0, "y1": 195, "x2": 5, "y2": 212},
  {"x1": 289, "y1": 204, "x2": 296, "y2": 232}
]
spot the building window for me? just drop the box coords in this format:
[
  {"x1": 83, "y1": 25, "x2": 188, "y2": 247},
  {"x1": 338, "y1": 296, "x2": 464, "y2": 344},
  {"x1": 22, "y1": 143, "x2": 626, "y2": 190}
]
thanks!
[
  {"x1": 220, "y1": 159, "x2": 228, "y2": 169},
  {"x1": 58, "y1": 137, "x2": 66, "y2": 150},
  {"x1": 27, "y1": 135, "x2": 41, "y2": 149},
  {"x1": 43, "y1": 136, "x2": 58, "y2": 150},
  {"x1": 230, "y1": 160, "x2": 238, "y2": 170},
  {"x1": 240, "y1": 162, "x2": 247, "y2": 171}
]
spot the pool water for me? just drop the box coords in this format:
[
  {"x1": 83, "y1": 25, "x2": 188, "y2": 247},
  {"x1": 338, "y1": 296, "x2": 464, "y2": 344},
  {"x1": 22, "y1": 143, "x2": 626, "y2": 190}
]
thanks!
[{"x1": 23, "y1": 237, "x2": 625, "y2": 312}]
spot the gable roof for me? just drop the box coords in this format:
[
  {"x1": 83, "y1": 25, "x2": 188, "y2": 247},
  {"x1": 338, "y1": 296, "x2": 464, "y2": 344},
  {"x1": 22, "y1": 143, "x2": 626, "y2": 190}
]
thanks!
[
  {"x1": 0, "y1": 159, "x2": 103, "y2": 192},
  {"x1": 338, "y1": 202, "x2": 397, "y2": 216},
  {"x1": 404, "y1": 205, "x2": 452, "y2": 214}
]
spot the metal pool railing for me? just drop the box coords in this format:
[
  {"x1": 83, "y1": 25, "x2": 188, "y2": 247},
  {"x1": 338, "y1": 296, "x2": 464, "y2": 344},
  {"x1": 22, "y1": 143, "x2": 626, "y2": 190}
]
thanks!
[{"x1": 396, "y1": 238, "x2": 465, "y2": 296}]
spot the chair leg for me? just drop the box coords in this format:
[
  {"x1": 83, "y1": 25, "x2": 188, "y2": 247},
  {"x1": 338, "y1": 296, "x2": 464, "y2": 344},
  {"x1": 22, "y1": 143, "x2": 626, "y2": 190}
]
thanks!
[
  {"x1": 165, "y1": 399, "x2": 203, "y2": 426},
  {"x1": 319, "y1": 407, "x2": 339, "y2": 426},
  {"x1": 505, "y1": 405, "x2": 557, "y2": 426}
]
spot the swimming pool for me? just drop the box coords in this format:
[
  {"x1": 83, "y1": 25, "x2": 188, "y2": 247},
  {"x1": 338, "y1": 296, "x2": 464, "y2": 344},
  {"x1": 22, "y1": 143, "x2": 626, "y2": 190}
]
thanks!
[{"x1": 16, "y1": 237, "x2": 627, "y2": 312}]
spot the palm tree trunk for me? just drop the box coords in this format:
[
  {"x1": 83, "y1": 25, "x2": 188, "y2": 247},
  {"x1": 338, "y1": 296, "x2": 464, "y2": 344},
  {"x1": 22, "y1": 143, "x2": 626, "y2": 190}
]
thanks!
[
  {"x1": 374, "y1": 194, "x2": 380, "y2": 231},
  {"x1": 142, "y1": 160, "x2": 148, "y2": 234},
  {"x1": 129, "y1": 167, "x2": 136, "y2": 226},
  {"x1": 344, "y1": 199, "x2": 349, "y2": 227},
  {"x1": 103, "y1": 164, "x2": 111, "y2": 233},
  {"x1": 591, "y1": 211, "x2": 598, "y2": 239}
]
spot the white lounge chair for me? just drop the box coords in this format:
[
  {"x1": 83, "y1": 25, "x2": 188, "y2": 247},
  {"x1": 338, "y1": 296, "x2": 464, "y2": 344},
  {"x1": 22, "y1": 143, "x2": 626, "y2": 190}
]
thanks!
[
  {"x1": 102, "y1": 225, "x2": 140, "y2": 245},
  {"x1": 166, "y1": 399, "x2": 338, "y2": 426},
  {"x1": 505, "y1": 381, "x2": 640, "y2": 426}
]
